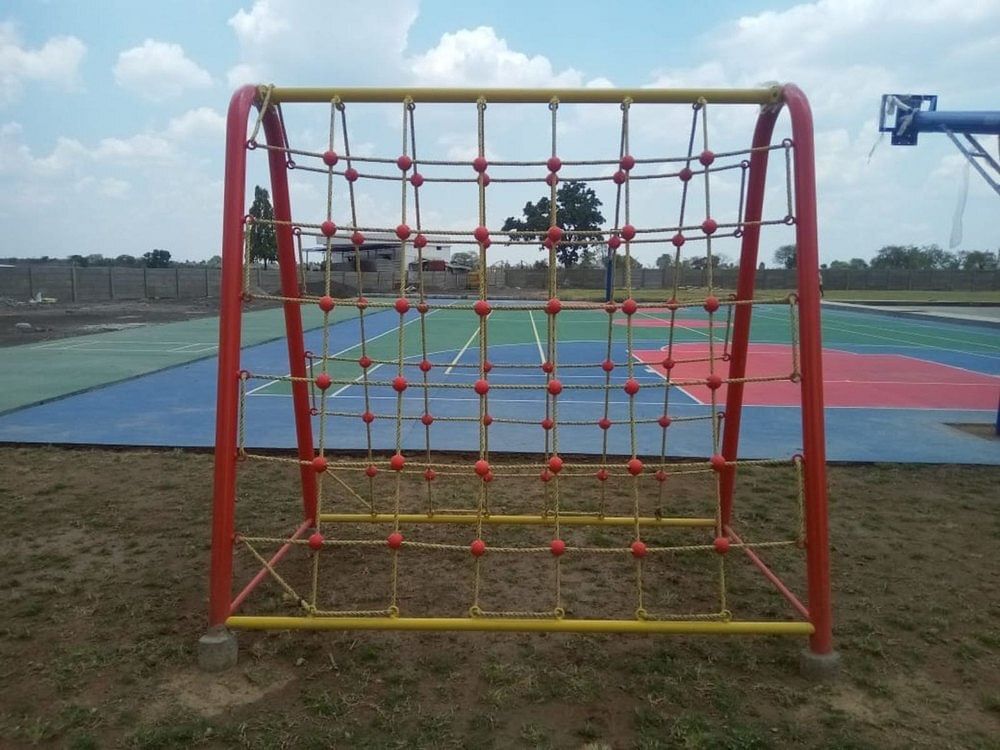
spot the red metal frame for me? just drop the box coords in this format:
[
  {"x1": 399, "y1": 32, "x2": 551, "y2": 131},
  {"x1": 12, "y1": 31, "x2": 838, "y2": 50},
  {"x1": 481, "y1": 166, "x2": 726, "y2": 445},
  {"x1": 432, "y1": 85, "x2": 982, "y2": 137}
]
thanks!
[{"x1": 209, "y1": 84, "x2": 834, "y2": 657}]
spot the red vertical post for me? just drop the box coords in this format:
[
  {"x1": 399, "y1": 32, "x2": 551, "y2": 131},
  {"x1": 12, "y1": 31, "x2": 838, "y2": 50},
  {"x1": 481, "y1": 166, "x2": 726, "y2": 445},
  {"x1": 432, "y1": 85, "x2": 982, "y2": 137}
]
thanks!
[
  {"x1": 719, "y1": 105, "x2": 781, "y2": 526},
  {"x1": 783, "y1": 84, "x2": 834, "y2": 656},
  {"x1": 261, "y1": 109, "x2": 318, "y2": 524},
  {"x1": 208, "y1": 85, "x2": 258, "y2": 628}
]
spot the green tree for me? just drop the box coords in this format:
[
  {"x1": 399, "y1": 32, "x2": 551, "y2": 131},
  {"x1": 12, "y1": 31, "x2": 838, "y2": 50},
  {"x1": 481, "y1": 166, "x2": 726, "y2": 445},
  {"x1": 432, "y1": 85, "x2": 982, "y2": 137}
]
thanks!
[
  {"x1": 248, "y1": 185, "x2": 278, "y2": 269},
  {"x1": 957, "y1": 250, "x2": 998, "y2": 270},
  {"x1": 450, "y1": 251, "x2": 478, "y2": 269},
  {"x1": 115, "y1": 254, "x2": 139, "y2": 267},
  {"x1": 501, "y1": 180, "x2": 605, "y2": 268},
  {"x1": 143, "y1": 249, "x2": 172, "y2": 268},
  {"x1": 656, "y1": 254, "x2": 673, "y2": 269},
  {"x1": 773, "y1": 244, "x2": 796, "y2": 269},
  {"x1": 870, "y1": 244, "x2": 958, "y2": 270},
  {"x1": 68, "y1": 254, "x2": 88, "y2": 267}
]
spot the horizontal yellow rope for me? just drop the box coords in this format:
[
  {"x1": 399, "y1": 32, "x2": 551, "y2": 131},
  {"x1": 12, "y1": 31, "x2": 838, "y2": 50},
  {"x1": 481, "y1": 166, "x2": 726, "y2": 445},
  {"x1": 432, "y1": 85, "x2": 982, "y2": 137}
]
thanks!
[
  {"x1": 227, "y1": 615, "x2": 813, "y2": 635},
  {"x1": 316, "y1": 512, "x2": 716, "y2": 527}
]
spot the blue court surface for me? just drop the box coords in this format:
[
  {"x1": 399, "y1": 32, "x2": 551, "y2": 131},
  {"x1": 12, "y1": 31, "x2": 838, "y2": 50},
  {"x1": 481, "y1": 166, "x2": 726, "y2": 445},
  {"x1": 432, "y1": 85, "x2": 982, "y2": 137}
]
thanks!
[{"x1": 0, "y1": 300, "x2": 997, "y2": 464}]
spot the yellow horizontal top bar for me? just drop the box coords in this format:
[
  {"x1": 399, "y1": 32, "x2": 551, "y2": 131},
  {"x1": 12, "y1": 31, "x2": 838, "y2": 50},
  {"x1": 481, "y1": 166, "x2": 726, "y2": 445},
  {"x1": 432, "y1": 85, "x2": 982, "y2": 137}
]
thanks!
[
  {"x1": 318, "y1": 513, "x2": 716, "y2": 527},
  {"x1": 227, "y1": 615, "x2": 813, "y2": 636},
  {"x1": 262, "y1": 86, "x2": 782, "y2": 106}
]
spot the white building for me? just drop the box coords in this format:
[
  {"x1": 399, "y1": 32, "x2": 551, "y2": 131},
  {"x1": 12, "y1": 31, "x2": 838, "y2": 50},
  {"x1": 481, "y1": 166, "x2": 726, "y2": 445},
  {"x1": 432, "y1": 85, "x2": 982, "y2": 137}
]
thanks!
[{"x1": 305, "y1": 234, "x2": 451, "y2": 274}]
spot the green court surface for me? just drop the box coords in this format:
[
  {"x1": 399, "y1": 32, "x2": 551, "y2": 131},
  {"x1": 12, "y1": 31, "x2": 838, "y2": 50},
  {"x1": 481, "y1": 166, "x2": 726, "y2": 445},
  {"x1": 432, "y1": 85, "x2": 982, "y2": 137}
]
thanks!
[{"x1": 0, "y1": 304, "x2": 356, "y2": 414}]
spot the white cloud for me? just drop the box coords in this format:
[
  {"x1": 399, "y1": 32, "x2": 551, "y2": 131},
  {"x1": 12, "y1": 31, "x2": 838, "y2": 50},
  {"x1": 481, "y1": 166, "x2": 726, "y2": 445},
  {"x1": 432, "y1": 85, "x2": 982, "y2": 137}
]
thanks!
[
  {"x1": 114, "y1": 40, "x2": 212, "y2": 101},
  {"x1": 410, "y1": 27, "x2": 583, "y2": 87},
  {"x1": 165, "y1": 107, "x2": 226, "y2": 140},
  {"x1": 226, "y1": 63, "x2": 265, "y2": 89},
  {"x1": 228, "y1": 0, "x2": 291, "y2": 45},
  {"x1": 0, "y1": 22, "x2": 86, "y2": 105}
]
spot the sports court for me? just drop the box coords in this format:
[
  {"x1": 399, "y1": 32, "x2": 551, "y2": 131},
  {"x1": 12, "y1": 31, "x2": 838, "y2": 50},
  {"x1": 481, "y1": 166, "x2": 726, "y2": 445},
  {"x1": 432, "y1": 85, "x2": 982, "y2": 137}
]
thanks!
[{"x1": 1, "y1": 298, "x2": 996, "y2": 463}]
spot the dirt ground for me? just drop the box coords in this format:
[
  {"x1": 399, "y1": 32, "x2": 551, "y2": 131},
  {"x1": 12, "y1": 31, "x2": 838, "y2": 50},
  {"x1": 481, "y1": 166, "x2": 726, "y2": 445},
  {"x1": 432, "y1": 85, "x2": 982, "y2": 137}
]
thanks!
[{"x1": 1, "y1": 447, "x2": 998, "y2": 749}]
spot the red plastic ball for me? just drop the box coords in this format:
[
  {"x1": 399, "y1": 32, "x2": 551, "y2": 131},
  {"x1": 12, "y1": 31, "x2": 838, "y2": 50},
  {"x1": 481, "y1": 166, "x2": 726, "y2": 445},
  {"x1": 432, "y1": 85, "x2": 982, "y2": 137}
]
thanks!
[
  {"x1": 547, "y1": 226, "x2": 564, "y2": 244},
  {"x1": 470, "y1": 539, "x2": 487, "y2": 556},
  {"x1": 662, "y1": 357, "x2": 675, "y2": 371},
  {"x1": 655, "y1": 469, "x2": 668, "y2": 483},
  {"x1": 622, "y1": 298, "x2": 638, "y2": 316},
  {"x1": 308, "y1": 532, "x2": 325, "y2": 550},
  {"x1": 392, "y1": 376, "x2": 408, "y2": 392},
  {"x1": 598, "y1": 417, "x2": 612, "y2": 431},
  {"x1": 704, "y1": 296, "x2": 720, "y2": 313},
  {"x1": 620, "y1": 154, "x2": 636, "y2": 171},
  {"x1": 545, "y1": 298, "x2": 562, "y2": 315},
  {"x1": 666, "y1": 299, "x2": 679, "y2": 312},
  {"x1": 604, "y1": 302, "x2": 618, "y2": 314},
  {"x1": 424, "y1": 468, "x2": 436, "y2": 482},
  {"x1": 608, "y1": 235, "x2": 622, "y2": 251},
  {"x1": 417, "y1": 301, "x2": 430, "y2": 314},
  {"x1": 483, "y1": 360, "x2": 493, "y2": 373},
  {"x1": 540, "y1": 469, "x2": 553, "y2": 483},
  {"x1": 714, "y1": 536, "x2": 730, "y2": 555},
  {"x1": 631, "y1": 540, "x2": 647, "y2": 558},
  {"x1": 612, "y1": 170, "x2": 626, "y2": 185},
  {"x1": 543, "y1": 238, "x2": 554, "y2": 251},
  {"x1": 541, "y1": 361, "x2": 554, "y2": 374},
  {"x1": 595, "y1": 468, "x2": 609, "y2": 482},
  {"x1": 699, "y1": 150, "x2": 715, "y2": 167},
  {"x1": 483, "y1": 471, "x2": 494, "y2": 483},
  {"x1": 601, "y1": 359, "x2": 615, "y2": 372},
  {"x1": 472, "y1": 156, "x2": 488, "y2": 173},
  {"x1": 356, "y1": 296, "x2": 369, "y2": 310},
  {"x1": 621, "y1": 224, "x2": 636, "y2": 241},
  {"x1": 550, "y1": 539, "x2": 566, "y2": 556},
  {"x1": 627, "y1": 458, "x2": 643, "y2": 476},
  {"x1": 410, "y1": 173, "x2": 424, "y2": 188},
  {"x1": 396, "y1": 154, "x2": 412, "y2": 171},
  {"x1": 322, "y1": 150, "x2": 338, "y2": 166},
  {"x1": 478, "y1": 173, "x2": 491, "y2": 187},
  {"x1": 546, "y1": 172, "x2": 559, "y2": 187},
  {"x1": 474, "y1": 459, "x2": 491, "y2": 477},
  {"x1": 390, "y1": 453, "x2": 405, "y2": 471},
  {"x1": 365, "y1": 464, "x2": 378, "y2": 478},
  {"x1": 321, "y1": 220, "x2": 337, "y2": 237},
  {"x1": 315, "y1": 373, "x2": 332, "y2": 390},
  {"x1": 541, "y1": 417, "x2": 554, "y2": 431},
  {"x1": 710, "y1": 454, "x2": 727, "y2": 472},
  {"x1": 414, "y1": 233, "x2": 428, "y2": 248},
  {"x1": 671, "y1": 233, "x2": 685, "y2": 248},
  {"x1": 351, "y1": 230, "x2": 365, "y2": 246},
  {"x1": 344, "y1": 167, "x2": 359, "y2": 182},
  {"x1": 678, "y1": 166, "x2": 693, "y2": 182},
  {"x1": 546, "y1": 156, "x2": 562, "y2": 173},
  {"x1": 421, "y1": 413, "x2": 434, "y2": 426},
  {"x1": 318, "y1": 295, "x2": 335, "y2": 312},
  {"x1": 474, "y1": 379, "x2": 490, "y2": 395},
  {"x1": 419, "y1": 359, "x2": 432, "y2": 372},
  {"x1": 396, "y1": 223, "x2": 411, "y2": 240},
  {"x1": 701, "y1": 218, "x2": 718, "y2": 235},
  {"x1": 482, "y1": 414, "x2": 493, "y2": 426},
  {"x1": 474, "y1": 225, "x2": 490, "y2": 243},
  {"x1": 481, "y1": 237, "x2": 492, "y2": 250},
  {"x1": 388, "y1": 532, "x2": 404, "y2": 549},
  {"x1": 658, "y1": 415, "x2": 672, "y2": 428},
  {"x1": 362, "y1": 411, "x2": 375, "y2": 424},
  {"x1": 473, "y1": 300, "x2": 491, "y2": 317},
  {"x1": 547, "y1": 380, "x2": 563, "y2": 396},
  {"x1": 312, "y1": 455, "x2": 327, "y2": 473},
  {"x1": 358, "y1": 354, "x2": 372, "y2": 369},
  {"x1": 706, "y1": 374, "x2": 723, "y2": 390},
  {"x1": 623, "y1": 378, "x2": 640, "y2": 396},
  {"x1": 394, "y1": 297, "x2": 410, "y2": 314},
  {"x1": 548, "y1": 455, "x2": 563, "y2": 473}
]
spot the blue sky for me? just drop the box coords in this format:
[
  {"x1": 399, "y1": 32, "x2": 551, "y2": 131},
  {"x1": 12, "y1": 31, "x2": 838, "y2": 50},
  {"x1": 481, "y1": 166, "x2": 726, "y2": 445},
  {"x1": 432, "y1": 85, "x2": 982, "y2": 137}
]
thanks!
[{"x1": 1, "y1": 0, "x2": 997, "y2": 264}]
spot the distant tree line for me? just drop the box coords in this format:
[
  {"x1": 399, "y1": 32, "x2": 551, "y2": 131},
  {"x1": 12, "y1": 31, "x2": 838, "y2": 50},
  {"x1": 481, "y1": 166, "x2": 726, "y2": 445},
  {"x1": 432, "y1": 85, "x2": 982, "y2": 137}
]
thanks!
[
  {"x1": 1, "y1": 251, "x2": 225, "y2": 268},
  {"x1": 772, "y1": 244, "x2": 998, "y2": 271}
]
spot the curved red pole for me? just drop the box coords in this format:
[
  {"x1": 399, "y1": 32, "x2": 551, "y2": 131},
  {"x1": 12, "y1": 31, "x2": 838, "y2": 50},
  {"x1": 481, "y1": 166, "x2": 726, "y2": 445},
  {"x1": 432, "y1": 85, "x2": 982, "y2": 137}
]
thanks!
[{"x1": 209, "y1": 85, "x2": 259, "y2": 627}]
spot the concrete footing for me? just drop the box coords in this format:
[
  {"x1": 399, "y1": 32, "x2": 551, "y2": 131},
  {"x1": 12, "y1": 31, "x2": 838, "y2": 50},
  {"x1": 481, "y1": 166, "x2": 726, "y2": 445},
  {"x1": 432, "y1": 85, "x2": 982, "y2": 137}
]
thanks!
[
  {"x1": 799, "y1": 648, "x2": 840, "y2": 681},
  {"x1": 198, "y1": 626, "x2": 238, "y2": 672}
]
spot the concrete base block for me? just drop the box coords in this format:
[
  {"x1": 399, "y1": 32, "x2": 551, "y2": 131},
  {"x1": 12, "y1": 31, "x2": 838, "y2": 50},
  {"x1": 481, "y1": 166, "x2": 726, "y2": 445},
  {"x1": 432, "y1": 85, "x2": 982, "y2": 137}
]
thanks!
[
  {"x1": 198, "y1": 626, "x2": 238, "y2": 672},
  {"x1": 799, "y1": 648, "x2": 841, "y2": 681}
]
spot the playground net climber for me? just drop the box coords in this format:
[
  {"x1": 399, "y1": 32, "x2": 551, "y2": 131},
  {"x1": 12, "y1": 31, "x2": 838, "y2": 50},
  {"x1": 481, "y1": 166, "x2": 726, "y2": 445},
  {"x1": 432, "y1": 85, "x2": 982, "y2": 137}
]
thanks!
[{"x1": 202, "y1": 84, "x2": 837, "y2": 676}]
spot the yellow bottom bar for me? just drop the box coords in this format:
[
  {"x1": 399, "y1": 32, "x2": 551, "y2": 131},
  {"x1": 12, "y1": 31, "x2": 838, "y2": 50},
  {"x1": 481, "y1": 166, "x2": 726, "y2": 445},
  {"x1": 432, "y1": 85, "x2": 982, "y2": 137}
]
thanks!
[
  {"x1": 227, "y1": 615, "x2": 813, "y2": 636},
  {"x1": 318, "y1": 513, "x2": 715, "y2": 528}
]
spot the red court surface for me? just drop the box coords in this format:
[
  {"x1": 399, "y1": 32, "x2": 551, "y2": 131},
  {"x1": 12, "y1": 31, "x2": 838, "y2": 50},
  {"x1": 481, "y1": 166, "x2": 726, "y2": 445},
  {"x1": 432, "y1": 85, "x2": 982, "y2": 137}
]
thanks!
[
  {"x1": 615, "y1": 318, "x2": 724, "y2": 328},
  {"x1": 633, "y1": 343, "x2": 1000, "y2": 409}
]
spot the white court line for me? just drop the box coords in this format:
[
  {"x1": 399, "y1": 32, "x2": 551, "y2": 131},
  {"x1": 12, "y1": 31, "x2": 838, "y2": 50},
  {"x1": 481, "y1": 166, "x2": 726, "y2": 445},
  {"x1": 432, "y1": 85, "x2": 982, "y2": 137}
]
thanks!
[
  {"x1": 444, "y1": 324, "x2": 480, "y2": 375},
  {"x1": 527, "y1": 310, "x2": 546, "y2": 363},
  {"x1": 329, "y1": 363, "x2": 383, "y2": 398},
  {"x1": 246, "y1": 308, "x2": 442, "y2": 396},
  {"x1": 635, "y1": 310, "x2": 710, "y2": 338}
]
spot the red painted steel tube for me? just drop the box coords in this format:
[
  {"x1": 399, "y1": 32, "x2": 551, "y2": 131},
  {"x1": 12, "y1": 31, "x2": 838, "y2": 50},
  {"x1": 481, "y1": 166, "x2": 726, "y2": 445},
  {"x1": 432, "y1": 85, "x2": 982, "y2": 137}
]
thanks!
[
  {"x1": 726, "y1": 527, "x2": 810, "y2": 621},
  {"x1": 783, "y1": 84, "x2": 833, "y2": 656},
  {"x1": 229, "y1": 519, "x2": 313, "y2": 615},
  {"x1": 718, "y1": 105, "x2": 782, "y2": 526},
  {"x1": 261, "y1": 109, "x2": 318, "y2": 523},
  {"x1": 209, "y1": 85, "x2": 259, "y2": 627}
]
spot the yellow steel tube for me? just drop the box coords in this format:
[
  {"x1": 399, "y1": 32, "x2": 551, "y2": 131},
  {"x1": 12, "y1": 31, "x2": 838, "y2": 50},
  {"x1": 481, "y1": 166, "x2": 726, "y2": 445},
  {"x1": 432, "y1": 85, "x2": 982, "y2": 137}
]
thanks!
[
  {"x1": 262, "y1": 86, "x2": 782, "y2": 106},
  {"x1": 227, "y1": 615, "x2": 813, "y2": 635},
  {"x1": 318, "y1": 513, "x2": 716, "y2": 527}
]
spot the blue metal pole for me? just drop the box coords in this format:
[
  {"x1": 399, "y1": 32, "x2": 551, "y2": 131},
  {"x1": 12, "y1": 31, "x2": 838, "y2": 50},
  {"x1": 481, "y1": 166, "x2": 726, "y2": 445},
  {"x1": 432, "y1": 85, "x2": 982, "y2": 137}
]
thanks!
[
  {"x1": 605, "y1": 252, "x2": 614, "y2": 302},
  {"x1": 913, "y1": 111, "x2": 1000, "y2": 135}
]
